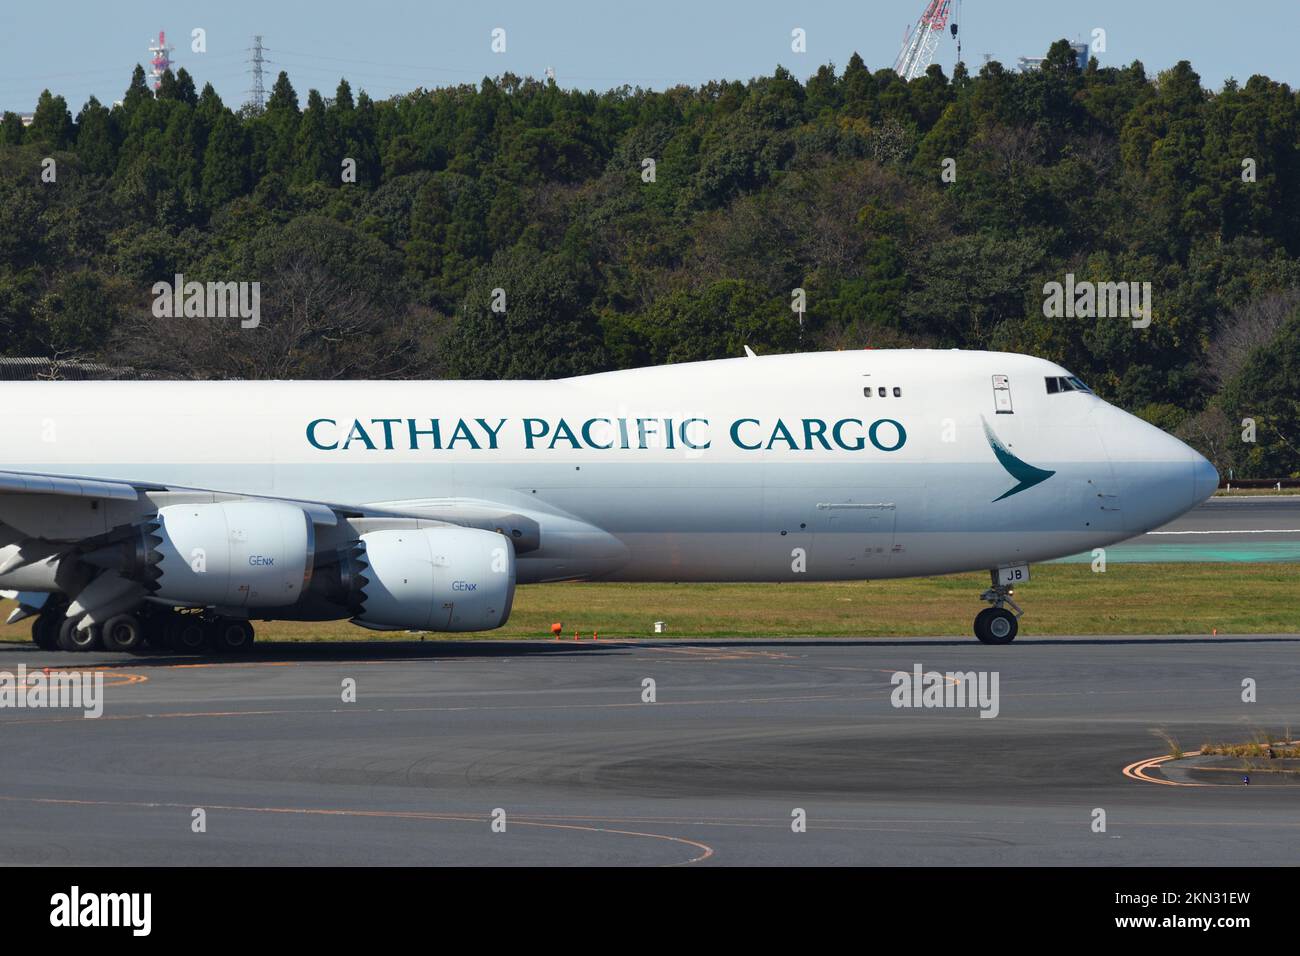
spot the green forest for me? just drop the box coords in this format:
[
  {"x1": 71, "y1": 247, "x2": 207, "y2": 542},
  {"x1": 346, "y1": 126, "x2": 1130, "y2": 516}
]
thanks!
[{"x1": 2, "y1": 39, "x2": 1299, "y2": 477}]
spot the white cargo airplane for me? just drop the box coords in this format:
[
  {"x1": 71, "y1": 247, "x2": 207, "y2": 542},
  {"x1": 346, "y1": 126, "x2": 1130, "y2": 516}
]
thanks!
[{"x1": 0, "y1": 349, "x2": 1216, "y2": 650}]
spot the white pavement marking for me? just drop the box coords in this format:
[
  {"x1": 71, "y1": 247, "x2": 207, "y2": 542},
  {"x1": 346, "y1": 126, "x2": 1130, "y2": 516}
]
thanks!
[{"x1": 1146, "y1": 529, "x2": 1300, "y2": 535}]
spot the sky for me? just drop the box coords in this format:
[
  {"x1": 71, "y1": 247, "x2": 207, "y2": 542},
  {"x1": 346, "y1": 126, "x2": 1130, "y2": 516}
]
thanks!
[{"x1": 1, "y1": 0, "x2": 1298, "y2": 114}]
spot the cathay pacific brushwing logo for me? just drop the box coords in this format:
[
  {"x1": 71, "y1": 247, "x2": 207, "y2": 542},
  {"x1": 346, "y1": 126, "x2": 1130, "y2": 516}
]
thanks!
[{"x1": 981, "y1": 416, "x2": 1055, "y2": 501}]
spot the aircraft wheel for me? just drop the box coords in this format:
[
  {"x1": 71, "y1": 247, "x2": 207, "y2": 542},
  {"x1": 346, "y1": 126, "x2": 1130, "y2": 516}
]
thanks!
[
  {"x1": 974, "y1": 607, "x2": 1018, "y2": 645},
  {"x1": 32, "y1": 613, "x2": 61, "y2": 651},
  {"x1": 138, "y1": 609, "x2": 173, "y2": 651},
  {"x1": 168, "y1": 616, "x2": 209, "y2": 654},
  {"x1": 210, "y1": 619, "x2": 254, "y2": 654},
  {"x1": 57, "y1": 615, "x2": 102, "y2": 653},
  {"x1": 102, "y1": 613, "x2": 146, "y2": 653}
]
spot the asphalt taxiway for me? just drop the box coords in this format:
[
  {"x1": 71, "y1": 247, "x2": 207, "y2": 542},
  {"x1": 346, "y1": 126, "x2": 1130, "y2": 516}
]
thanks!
[{"x1": 0, "y1": 635, "x2": 1296, "y2": 866}]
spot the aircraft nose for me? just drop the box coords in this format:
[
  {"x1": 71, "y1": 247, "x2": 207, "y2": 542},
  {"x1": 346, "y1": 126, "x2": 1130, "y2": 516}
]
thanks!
[
  {"x1": 1089, "y1": 402, "x2": 1219, "y2": 528},
  {"x1": 1192, "y1": 452, "x2": 1220, "y2": 504}
]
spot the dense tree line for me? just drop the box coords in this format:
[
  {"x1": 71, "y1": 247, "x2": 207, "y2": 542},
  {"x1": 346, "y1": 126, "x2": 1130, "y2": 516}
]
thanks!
[{"x1": 2, "y1": 40, "x2": 1300, "y2": 476}]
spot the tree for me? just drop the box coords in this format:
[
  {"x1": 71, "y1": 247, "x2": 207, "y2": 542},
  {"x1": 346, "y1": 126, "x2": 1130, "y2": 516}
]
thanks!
[
  {"x1": 202, "y1": 112, "x2": 248, "y2": 206},
  {"x1": 174, "y1": 67, "x2": 199, "y2": 106},
  {"x1": 156, "y1": 69, "x2": 179, "y2": 101},
  {"x1": 266, "y1": 72, "x2": 299, "y2": 113},
  {"x1": 196, "y1": 82, "x2": 224, "y2": 121},
  {"x1": 74, "y1": 96, "x2": 116, "y2": 175},
  {"x1": 28, "y1": 90, "x2": 74, "y2": 150},
  {"x1": 251, "y1": 71, "x2": 301, "y2": 182},
  {"x1": 1, "y1": 111, "x2": 26, "y2": 146},
  {"x1": 294, "y1": 89, "x2": 334, "y2": 185},
  {"x1": 610, "y1": 280, "x2": 796, "y2": 366},
  {"x1": 1218, "y1": 310, "x2": 1300, "y2": 476},
  {"x1": 108, "y1": 216, "x2": 428, "y2": 379},
  {"x1": 122, "y1": 65, "x2": 151, "y2": 112},
  {"x1": 334, "y1": 78, "x2": 355, "y2": 112},
  {"x1": 37, "y1": 272, "x2": 119, "y2": 354},
  {"x1": 4, "y1": 56, "x2": 1300, "y2": 470},
  {"x1": 445, "y1": 250, "x2": 607, "y2": 379},
  {"x1": 1042, "y1": 38, "x2": 1083, "y2": 81}
]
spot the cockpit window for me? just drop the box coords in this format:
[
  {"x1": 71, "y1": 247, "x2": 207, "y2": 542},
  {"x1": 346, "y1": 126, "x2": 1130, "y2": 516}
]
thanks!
[{"x1": 1045, "y1": 375, "x2": 1092, "y2": 394}]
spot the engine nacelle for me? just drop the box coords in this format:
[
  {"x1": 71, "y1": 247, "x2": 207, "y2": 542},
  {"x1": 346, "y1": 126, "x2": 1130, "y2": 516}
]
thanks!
[
  {"x1": 355, "y1": 527, "x2": 515, "y2": 631},
  {"x1": 139, "y1": 501, "x2": 315, "y2": 608}
]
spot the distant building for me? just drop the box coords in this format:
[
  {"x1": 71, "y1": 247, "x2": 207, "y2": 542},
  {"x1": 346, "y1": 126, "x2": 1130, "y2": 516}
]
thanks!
[
  {"x1": 1017, "y1": 42, "x2": 1090, "y2": 73},
  {"x1": 18, "y1": 113, "x2": 34, "y2": 126}
]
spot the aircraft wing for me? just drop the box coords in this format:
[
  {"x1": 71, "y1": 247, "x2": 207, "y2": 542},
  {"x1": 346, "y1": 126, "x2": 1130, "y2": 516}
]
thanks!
[
  {"x1": 0, "y1": 468, "x2": 540, "y2": 556},
  {"x1": 0, "y1": 468, "x2": 352, "y2": 546},
  {"x1": 0, "y1": 469, "x2": 153, "y2": 501},
  {"x1": 0, "y1": 468, "x2": 549, "y2": 630}
]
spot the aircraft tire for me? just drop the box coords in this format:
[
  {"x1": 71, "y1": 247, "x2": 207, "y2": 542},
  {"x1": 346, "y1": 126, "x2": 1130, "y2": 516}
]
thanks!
[
  {"x1": 57, "y1": 615, "x2": 102, "y2": 652},
  {"x1": 32, "y1": 612, "x2": 62, "y2": 651},
  {"x1": 138, "y1": 608, "x2": 173, "y2": 651},
  {"x1": 974, "y1": 607, "x2": 1018, "y2": 645},
  {"x1": 210, "y1": 618, "x2": 255, "y2": 654},
  {"x1": 168, "y1": 616, "x2": 209, "y2": 654},
  {"x1": 102, "y1": 613, "x2": 146, "y2": 653},
  {"x1": 31, "y1": 597, "x2": 69, "y2": 650}
]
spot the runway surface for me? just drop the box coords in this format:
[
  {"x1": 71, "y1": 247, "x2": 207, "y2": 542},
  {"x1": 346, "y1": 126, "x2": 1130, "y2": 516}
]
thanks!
[
  {"x1": 1057, "y1": 495, "x2": 1300, "y2": 562},
  {"x1": 1, "y1": 635, "x2": 1297, "y2": 866}
]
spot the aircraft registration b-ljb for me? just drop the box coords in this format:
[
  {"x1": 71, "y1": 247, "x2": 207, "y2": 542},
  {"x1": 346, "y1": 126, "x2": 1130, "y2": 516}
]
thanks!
[{"x1": 0, "y1": 349, "x2": 1217, "y2": 650}]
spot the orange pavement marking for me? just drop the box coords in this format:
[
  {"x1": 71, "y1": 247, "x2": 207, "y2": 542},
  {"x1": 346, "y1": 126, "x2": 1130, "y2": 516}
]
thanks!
[
  {"x1": 27, "y1": 668, "x2": 147, "y2": 688},
  {"x1": 1122, "y1": 750, "x2": 1213, "y2": 787},
  {"x1": 0, "y1": 794, "x2": 713, "y2": 866}
]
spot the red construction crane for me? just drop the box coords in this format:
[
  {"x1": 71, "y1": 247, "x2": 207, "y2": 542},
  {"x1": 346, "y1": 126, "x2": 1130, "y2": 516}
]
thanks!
[{"x1": 894, "y1": 0, "x2": 954, "y2": 81}]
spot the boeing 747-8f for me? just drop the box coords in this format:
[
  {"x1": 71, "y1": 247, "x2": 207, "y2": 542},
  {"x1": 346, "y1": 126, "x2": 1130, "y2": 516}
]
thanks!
[{"x1": 0, "y1": 349, "x2": 1217, "y2": 649}]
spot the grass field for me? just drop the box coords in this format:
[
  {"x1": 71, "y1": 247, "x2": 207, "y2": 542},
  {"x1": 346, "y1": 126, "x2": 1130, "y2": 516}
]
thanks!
[
  {"x1": 1214, "y1": 488, "x2": 1300, "y2": 496},
  {"x1": 1, "y1": 563, "x2": 1295, "y2": 643}
]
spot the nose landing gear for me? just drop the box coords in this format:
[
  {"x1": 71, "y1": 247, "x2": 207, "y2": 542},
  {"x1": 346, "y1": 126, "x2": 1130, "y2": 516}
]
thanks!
[{"x1": 975, "y1": 568, "x2": 1024, "y2": 644}]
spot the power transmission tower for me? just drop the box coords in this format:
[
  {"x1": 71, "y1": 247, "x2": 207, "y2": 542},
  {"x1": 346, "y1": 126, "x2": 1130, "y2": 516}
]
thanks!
[{"x1": 247, "y1": 35, "x2": 270, "y2": 111}]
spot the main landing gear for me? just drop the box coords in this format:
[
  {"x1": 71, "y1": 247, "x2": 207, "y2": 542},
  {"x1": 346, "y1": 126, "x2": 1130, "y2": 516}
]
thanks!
[
  {"x1": 30, "y1": 603, "x2": 256, "y2": 655},
  {"x1": 159, "y1": 610, "x2": 259, "y2": 655},
  {"x1": 28, "y1": 596, "x2": 99, "y2": 652},
  {"x1": 974, "y1": 568, "x2": 1025, "y2": 645}
]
